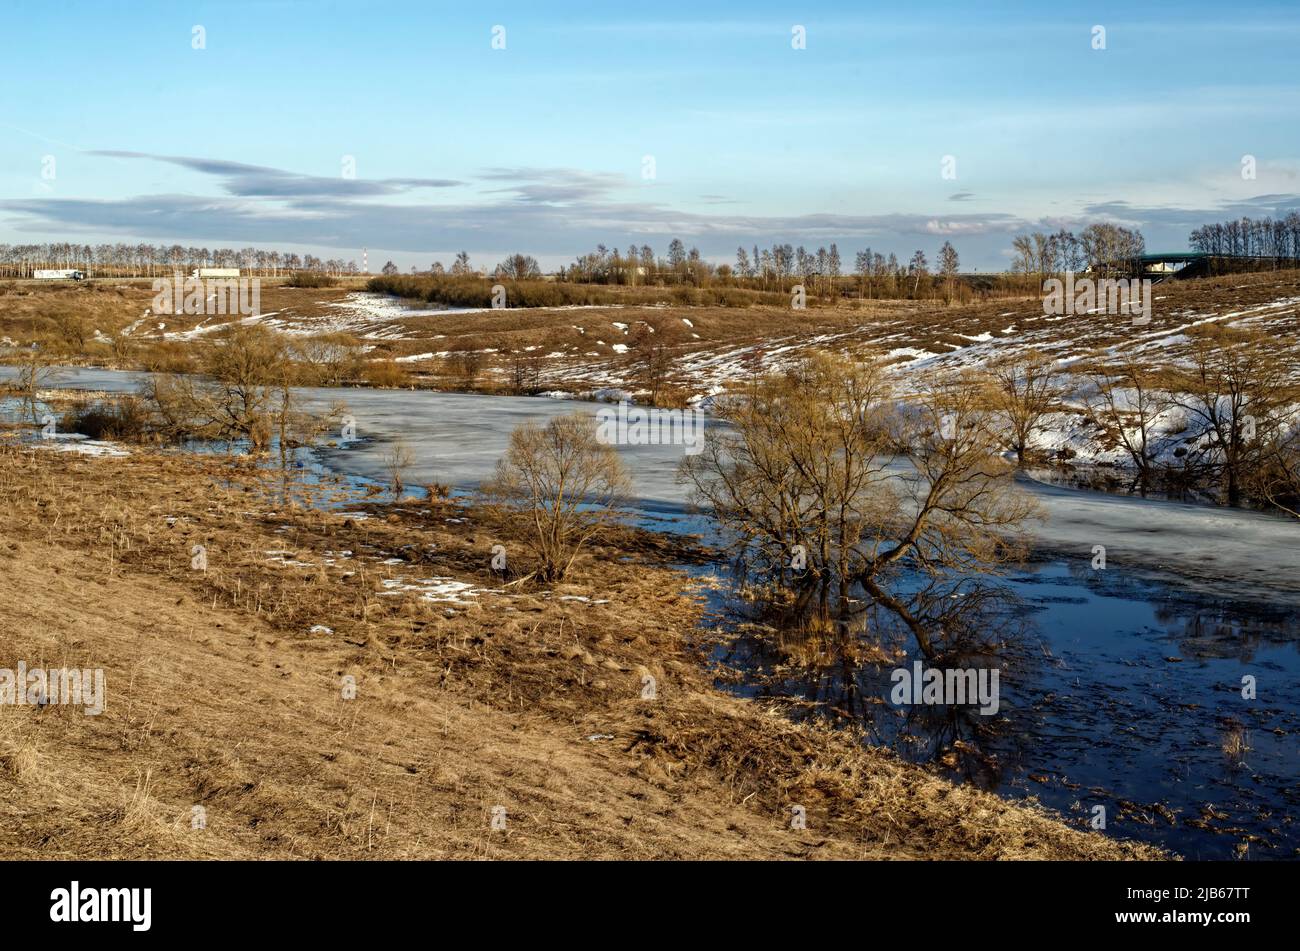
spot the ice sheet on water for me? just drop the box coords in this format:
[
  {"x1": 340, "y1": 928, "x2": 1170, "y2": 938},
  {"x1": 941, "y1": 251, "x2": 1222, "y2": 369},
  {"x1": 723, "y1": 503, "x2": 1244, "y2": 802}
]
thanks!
[{"x1": 8, "y1": 365, "x2": 1298, "y2": 605}]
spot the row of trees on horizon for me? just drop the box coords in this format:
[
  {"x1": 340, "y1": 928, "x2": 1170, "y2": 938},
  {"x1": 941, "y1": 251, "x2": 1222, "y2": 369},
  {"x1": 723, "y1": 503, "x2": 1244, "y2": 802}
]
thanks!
[
  {"x1": 7, "y1": 212, "x2": 1297, "y2": 288},
  {"x1": 1189, "y1": 212, "x2": 1300, "y2": 261},
  {"x1": 374, "y1": 241, "x2": 967, "y2": 302},
  {"x1": 1006, "y1": 224, "x2": 1146, "y2": 279},
  {"x1": 0, "y1": 242, "x2": 360, "y2": 278}
]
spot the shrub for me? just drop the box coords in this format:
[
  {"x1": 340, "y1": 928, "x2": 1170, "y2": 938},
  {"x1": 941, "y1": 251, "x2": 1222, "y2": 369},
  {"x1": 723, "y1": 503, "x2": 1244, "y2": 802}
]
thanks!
[
  {"x1": 284, "y1": 271, "x2": 338, "y2": 288},
  {"x1": 365, "y1": 275, "x2": 787, "y2": 309},
  {"x1": 362, "y1": 359, "x2": 410, "y2": 389},
  {"x1": 61, "y1": 395, "x2": 152, "y2": 442},
  {"x1": 481, "y1": 414, "x2": 630, "y2": 582},
  {"x1": 138, "y1": 341, "x2": 197, "y2": 373}
]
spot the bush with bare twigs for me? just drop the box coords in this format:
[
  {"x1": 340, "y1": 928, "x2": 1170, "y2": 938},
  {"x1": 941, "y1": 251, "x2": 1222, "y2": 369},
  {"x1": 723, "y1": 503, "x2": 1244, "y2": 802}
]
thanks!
[{"x1": 481, "y1": 414, "x2": 630, "y2": 582}]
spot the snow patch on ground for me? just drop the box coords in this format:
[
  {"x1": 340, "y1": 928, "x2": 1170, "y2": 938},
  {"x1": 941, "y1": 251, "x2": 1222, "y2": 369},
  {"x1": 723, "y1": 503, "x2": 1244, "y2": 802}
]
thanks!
[
  {"x1": 33, "y1": 434, "x2": 129, "y2": 457},
  {"x1": 379, "y1": 577, "x2": 497, "y2": 604}
]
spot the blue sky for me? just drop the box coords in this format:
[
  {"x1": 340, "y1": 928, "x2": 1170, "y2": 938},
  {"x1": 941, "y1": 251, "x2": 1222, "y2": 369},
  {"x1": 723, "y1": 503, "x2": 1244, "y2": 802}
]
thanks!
[{"x1": 2, "y1": 0, "x2": 1299, "y2": 271}]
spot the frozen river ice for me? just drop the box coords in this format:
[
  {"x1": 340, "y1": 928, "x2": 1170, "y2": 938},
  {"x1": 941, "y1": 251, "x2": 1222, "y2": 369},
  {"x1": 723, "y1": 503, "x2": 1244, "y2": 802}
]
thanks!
[{"x1": 14, "y1": 365, "x2": 1298, "y2": 605}]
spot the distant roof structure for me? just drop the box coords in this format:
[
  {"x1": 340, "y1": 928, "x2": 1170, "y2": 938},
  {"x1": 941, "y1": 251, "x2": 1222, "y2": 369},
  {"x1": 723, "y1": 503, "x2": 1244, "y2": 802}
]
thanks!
[{"x1": 1135, "y1": 252, "x2": 1209, "y2": 264}]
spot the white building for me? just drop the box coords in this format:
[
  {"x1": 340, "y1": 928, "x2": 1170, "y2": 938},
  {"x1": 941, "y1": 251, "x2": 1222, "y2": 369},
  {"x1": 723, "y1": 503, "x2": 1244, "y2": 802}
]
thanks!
[{"x1": 34, "y1": 269, "x2": 86, "y2": 280}]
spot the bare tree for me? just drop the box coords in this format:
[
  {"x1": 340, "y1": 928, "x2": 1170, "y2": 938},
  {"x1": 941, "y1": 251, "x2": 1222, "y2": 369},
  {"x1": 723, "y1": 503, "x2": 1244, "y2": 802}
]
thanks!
[
  {"x1": 144, "y1": 325, "x2": 336, "y2": 457},
  {"x1": 1079, "y1": 224, "x2": 1145, "y2": 276},
  {"x1": 1080, "y1": 354, "x2": 1171, "y2": 481},
  {"x1": 16, "y1": 348, "x2": 57, "y2": 425},
  {"x1": 1011, "y1": 235, "x2": 1036, "y2": 281},
  {"x1": 681, "y1": 357, "x2": 1039, "y2": 655},
  {"x1": 482, "y1": 414, "x2": 630, "y2": 582},
  {"x1": 626, "y1": 318, "x2": 685, "y2": 404},
  {"x1": 1250, "y1": 422, "x2": 1300, "y2": 518},
  {"x1": 507, "y1": 350, "x2": 545, "y2": 394},
  {"x1": 293, "y1": 333, "x2": 363, "y2": 386},
  {"x1": 681, "y1": 353, "x2": 895, "y2": 595},
  {"x1": 447, "y1": 350, "x2": 484, "y2": 387},
  {"x1": 51, "y1": 311, "x2": 90, "y2": 354},
  {"x1": 938, "y1": 241, "x2": 960, "y2": 302},
  {"x1": 908, "y1": 250, "x2": 928, "y2": 297},
  {"x1": 493, "y1": 254, "x2": 542, "y2": 280},
  {"x1": 1170, "y1": 326, "x2": 1295, "y2": 505},
  {"x1": 984, "y1": 352, "x2": 1063, "y2": 464},
  {"x1": 200, "y1": 325, "x2": 289, "y2": 451}
]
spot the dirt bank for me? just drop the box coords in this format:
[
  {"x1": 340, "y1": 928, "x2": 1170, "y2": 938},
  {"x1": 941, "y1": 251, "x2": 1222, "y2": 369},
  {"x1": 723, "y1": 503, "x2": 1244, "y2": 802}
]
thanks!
[{"x1": 0, "y1": 442, "x2": 1162, "y2": 859}]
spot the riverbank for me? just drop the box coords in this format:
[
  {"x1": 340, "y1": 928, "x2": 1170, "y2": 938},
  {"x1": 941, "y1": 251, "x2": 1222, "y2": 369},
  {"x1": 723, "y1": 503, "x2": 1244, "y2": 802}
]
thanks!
[
  {"x1": 12, "y1": 365, "x2": 1299, "y2": 607},
  {"x1": 0, "y1": 443, "x2": 1159, "y2": 859}
]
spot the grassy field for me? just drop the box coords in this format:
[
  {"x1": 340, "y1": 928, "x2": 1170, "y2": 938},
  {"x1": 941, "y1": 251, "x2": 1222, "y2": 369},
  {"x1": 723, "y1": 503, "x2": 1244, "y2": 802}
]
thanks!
[
  {"x1": 4, "y1": 271, "x2": 1299, "y2": 406},
  {"x1": 0, "y1": 441, "x2": 1159, "y2": 860}
]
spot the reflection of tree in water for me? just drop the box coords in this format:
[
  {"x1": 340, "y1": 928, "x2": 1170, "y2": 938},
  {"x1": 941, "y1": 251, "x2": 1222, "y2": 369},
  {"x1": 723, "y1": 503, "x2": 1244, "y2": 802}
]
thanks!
[
  {"x1": 721, "y1": 570, "x2": 1036, "y2": 790},
  {"x1": 1061, "y1": 557, "x2": 1300, "y2": 662},
  {"x1": 1022, "y1": 464, "x2": 1208, "y2": 504},
  {"x1": 1155, "y1": 603, "x2": 1297, "y2": 662}
]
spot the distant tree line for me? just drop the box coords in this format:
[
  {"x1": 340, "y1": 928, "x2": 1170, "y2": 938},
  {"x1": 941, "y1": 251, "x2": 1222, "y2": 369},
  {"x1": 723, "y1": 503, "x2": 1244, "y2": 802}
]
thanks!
[
  {"x1": 400, "y1": 251, "x2": 542, "y2": 281},
  {"x1": 0, "y1": 242, "x2": 360, "y2": 278},
  {"x1": 557, "y1": 239, "x2": 854, "y2": 294},
  {"x1": 37, "y1": 216, "x2": 1300, "y2": 294},
  {"x1": 1189, "y1": 213, "x2": 1300, "y2": 262},
  {"x1": 544, "y1": 238, "x2": 969, "y2": 302},
  {"x1": 1006, "y1": 224, "x2": 1146, "y2": 279}
]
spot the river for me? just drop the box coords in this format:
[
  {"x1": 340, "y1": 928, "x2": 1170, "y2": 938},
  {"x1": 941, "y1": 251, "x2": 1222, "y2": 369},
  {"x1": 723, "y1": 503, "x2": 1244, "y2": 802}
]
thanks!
[{"x1": 6, "y1": 365, "x2": 1298, "y2": 859}]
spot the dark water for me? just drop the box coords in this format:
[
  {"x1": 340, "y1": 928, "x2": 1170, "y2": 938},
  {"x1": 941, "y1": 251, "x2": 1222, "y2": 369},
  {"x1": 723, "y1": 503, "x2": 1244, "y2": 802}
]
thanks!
[
  {"x1": 696, "y1": 550, "x2": 1299, "y2": 860},
  {"x1": 992, "y1": 561, "x2": 1300, "y2": 858}
]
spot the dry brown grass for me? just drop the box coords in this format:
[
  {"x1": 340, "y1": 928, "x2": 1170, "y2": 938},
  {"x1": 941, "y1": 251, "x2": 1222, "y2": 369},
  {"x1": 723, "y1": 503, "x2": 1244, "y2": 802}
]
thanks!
[
  {"x1": 0, "y1": 442, "x2": 1166, "y2": 860},
  {"x1": 0, "y1": 279, "x2": 362, "y2": 366},
  {"x1": 375, "y1": 270, "x2": 1300, "y2": 398},
  {"x1": 6, "y1": 271, "x2": 1300, "y2": 405}
]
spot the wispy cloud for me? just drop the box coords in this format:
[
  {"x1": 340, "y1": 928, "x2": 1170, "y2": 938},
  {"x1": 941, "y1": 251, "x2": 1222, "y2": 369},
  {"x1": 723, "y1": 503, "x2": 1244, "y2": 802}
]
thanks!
[
  {"x1": 6, "y1": 152, "x2": 1296, "y2": 265},
  {"x1": 87, "y1": 151, "x2": 463, "y2": 197},
  {"x1": 478, "y1": 167, "x2": 627, "y2": 203},
  {"x1": 0, "y1": 186, "x2": 1027, "y2": 257}
]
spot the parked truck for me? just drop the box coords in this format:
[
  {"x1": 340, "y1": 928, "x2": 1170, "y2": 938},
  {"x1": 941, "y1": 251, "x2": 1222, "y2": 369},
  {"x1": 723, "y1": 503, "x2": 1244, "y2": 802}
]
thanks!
[
  {"x1": 33, "y1": 269, "x2": 86, "y2": 280},
  {"x1": 190, "y1": 268, "x2": 241, "y2": 279}
]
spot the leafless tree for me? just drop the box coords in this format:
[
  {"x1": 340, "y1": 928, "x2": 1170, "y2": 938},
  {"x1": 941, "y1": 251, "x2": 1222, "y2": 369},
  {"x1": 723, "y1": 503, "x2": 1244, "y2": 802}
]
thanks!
[
  {"x1": 447, "y1": 350, "x2": 484, "y2": 387},
  {"x1": 1169, "y1": 326, "x2": 1296, "y2": 505},
  {"x1": 938, "y1": 241, "x2": 960, "y2": 302},
  {"x1": 984, "y1": 351, "x2": 1064, "y2": 464},
  {"x1": 507, "y1": 350, "x2": 545, "y2": 394},
  {"x1": 15, "y1": 348, "x2": 57, "y2": 424},
  {"x1": 627, "y1": 318, "x2": 685, "y2": 404},
  {"x1": 493, "y1": 254, "x2": 542, "y2": 280},
  {"x1": 146, "y1": 325, "x2": 338, "y2": 457},
  {"x1": 681, "y1": 356, "x2": 1039, "y2": 656},
  {"x1": 481, "y1": 414, "x2": 630, "y2": 582},
  {"x1": 293, "y1": 333, "x2": 363, "y2": 386},
  {"x1": 1250, "y1": 423, "x2": 1300, "y2": 518},
  {"x1": 1080, "y1": 354, "x2": 1171, "y2": 481}
]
